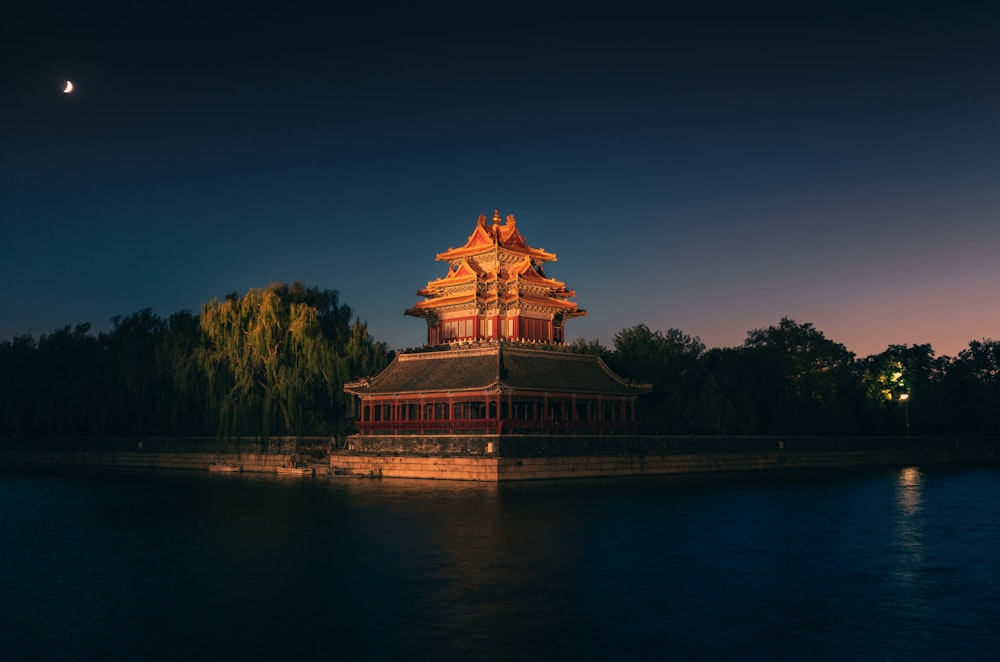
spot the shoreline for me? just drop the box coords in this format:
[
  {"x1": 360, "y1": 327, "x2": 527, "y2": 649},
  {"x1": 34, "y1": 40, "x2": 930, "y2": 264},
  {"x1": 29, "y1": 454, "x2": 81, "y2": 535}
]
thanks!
[{"x1": 2, "y1": 435, "x2": 997, "y2": 481}]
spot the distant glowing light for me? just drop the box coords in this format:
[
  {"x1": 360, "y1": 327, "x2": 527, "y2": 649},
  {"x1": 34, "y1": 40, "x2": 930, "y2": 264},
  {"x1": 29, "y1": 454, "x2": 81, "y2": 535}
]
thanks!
[{"x1": 62, "y1": 80, "x2": 74, "y2": 94}]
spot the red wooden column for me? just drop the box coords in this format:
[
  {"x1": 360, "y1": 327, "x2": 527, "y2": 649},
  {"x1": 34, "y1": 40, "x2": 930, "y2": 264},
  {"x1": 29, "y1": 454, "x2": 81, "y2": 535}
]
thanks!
[
  {"x1": 448, "y1": 394, "x2": 455, "y2": 434},
  {"x1": 494, "y1": 391, "x2": 501, "y2": 433},
  {"x1": 419, "y1": 395, "x2": 425, "y2": 434}
]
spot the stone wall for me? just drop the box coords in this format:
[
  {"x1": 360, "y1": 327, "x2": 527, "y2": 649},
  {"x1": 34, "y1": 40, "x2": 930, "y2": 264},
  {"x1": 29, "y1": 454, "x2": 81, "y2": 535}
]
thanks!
[
  {"x1": 0, "y1": 436, "x2": 336, "y2": 474},
  {"x1": 0, "y1": 449, "x2": 291, "y2": 473},
  {"x1": 330, "y1": 455, "x2": 499, "y2": 481},
  {"x1": 332, "y1": 435, "x2": 1000, "y2": 481},
  {"x1": 3, "y1": 434, "x2": 997, "y2": 481},
  {"x1": 345, "y1": 434, "x2": 494, "y2": 455}
]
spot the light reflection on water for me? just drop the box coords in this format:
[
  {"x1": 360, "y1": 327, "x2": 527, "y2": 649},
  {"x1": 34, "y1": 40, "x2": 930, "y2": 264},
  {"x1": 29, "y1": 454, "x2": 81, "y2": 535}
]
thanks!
[
  {"x1": 2, "y1": 466, "x2": 999, "y2": 660},
  {"x1": 894, "y1": 467, "x2": 925, "y2": 580}
]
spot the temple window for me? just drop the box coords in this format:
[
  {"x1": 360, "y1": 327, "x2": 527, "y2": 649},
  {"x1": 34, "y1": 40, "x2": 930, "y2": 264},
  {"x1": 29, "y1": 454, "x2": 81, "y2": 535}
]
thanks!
[{"x1": 442, "y1": 318, "x2": 475, "y2": 341}]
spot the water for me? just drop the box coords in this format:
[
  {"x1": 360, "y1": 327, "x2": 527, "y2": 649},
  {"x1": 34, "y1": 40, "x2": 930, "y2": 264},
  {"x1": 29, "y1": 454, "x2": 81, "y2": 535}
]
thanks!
[{"x1": 2, "y1": 466, "x2": 998, "y2": 661}]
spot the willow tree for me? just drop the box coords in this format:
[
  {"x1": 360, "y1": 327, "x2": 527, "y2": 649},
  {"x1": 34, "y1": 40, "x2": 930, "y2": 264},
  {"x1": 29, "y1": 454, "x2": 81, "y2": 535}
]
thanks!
[{"x1": 199, "y1": 282, "x2": 384, "y2": 440}]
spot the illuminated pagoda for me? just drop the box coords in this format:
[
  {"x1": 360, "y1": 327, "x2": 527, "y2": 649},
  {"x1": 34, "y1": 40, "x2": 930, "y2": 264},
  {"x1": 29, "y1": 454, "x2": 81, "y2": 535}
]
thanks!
[
  {"x1": 406, "y1": 209, "x2": 586, "y2": 345},
  {"x1": 344, "y1": 211, "x2": 650, "y2": 437}
]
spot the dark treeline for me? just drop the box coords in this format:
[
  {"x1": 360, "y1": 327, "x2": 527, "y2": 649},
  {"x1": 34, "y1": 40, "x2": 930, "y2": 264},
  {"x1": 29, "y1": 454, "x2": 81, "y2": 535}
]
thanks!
[
  {"x1": 0, "y1": 282, "x2": 389, "y2": 440},
  {"x1": 2, "y1": 292, "x2": 998, "y2": 439},
  {"x1": 568, "y1": 319, "x2": 1000, "y2": 436}
]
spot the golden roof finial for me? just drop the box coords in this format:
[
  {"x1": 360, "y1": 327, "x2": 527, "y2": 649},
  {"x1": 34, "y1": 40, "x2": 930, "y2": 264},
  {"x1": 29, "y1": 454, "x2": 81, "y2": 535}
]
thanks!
[{"x1": 492, "y1": 209, "x2": 501, "y2": 225}]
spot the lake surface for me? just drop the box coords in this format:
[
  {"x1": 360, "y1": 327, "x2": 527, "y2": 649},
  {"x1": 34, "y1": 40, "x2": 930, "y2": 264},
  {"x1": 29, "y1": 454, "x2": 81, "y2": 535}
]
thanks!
[{"x1": 2, "y1": 465, "x2": 998, "y2": 661}]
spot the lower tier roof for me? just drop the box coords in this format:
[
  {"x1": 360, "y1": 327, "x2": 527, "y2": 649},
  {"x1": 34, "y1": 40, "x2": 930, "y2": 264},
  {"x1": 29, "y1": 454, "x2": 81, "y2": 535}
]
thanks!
[{"x1": 344, "y1": 342, "x2": 651, "y2": 397}]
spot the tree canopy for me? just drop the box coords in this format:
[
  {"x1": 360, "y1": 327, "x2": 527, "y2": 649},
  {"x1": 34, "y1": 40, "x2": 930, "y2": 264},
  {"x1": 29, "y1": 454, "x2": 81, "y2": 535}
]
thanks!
[
  {"x1": 571, "y1": 319, "x2": 999, "y2": 436},
  {"x1": 0, "y1": 282, "x2": 388, "y2": 440},
  {"x1": 1, "y1": 299, "x2": 997, "y2": 438}
]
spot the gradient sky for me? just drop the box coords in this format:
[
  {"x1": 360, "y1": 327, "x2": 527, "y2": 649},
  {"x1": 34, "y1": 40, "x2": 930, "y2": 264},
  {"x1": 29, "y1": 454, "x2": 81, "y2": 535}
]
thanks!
[{"x1": 4, "y1": 1, "x2": 999, "y2": 358}]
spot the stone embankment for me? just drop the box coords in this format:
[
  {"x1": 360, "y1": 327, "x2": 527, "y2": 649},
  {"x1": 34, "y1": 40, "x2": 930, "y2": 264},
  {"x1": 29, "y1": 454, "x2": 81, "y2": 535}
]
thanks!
[
  {"x1": 3, "y1": 435, "x2": 998, "y2": 481},
  {"x1": 330, "y1": 435, "x2": 1000, "y2": 481},
  {"x1": 0, "y1": 436, "x2": 334, "y2": 474}
]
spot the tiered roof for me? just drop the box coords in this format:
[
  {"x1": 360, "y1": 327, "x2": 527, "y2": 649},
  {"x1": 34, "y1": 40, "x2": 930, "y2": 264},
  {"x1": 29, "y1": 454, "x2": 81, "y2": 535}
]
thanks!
[
  {"x1": 345, "y1": 344, "x2": 647, "y2": 396},
  {"x1": 405, "y1": 211, "x2": 585, "y2": 321}
]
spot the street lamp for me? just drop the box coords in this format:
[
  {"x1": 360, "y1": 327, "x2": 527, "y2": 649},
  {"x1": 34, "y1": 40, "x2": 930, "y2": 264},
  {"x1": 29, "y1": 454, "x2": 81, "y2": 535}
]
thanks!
[{"x1": 899, "y1": 393, "x2": 910, "y2": 437}]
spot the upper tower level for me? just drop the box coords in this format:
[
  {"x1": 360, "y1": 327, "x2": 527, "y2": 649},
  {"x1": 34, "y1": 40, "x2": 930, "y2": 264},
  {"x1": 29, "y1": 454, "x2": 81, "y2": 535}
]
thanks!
[{"x1": 405, "y1": 211, "x2": 586, "y2": 345}]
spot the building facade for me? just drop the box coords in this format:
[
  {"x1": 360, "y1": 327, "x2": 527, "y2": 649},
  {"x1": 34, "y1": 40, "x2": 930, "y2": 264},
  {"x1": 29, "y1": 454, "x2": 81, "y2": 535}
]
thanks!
[
  {"x1": 344, "y1": 211, "x2": 650, "y2": 436},
  {"x1": 405, "y1": 210, "x2": 586, "y2": 345}
]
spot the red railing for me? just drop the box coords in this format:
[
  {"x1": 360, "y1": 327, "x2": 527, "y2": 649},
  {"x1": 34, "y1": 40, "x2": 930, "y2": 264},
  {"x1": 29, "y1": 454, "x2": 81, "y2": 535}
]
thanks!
[{"x1": 354, "y1": 418, "x2": 636, "y2": 436}]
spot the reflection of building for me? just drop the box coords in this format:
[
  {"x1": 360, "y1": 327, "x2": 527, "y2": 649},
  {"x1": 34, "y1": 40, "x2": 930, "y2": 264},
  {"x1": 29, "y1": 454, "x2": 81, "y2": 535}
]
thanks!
[{"x1": 344, "y1": 211, "x2": 650, "y2": 437}]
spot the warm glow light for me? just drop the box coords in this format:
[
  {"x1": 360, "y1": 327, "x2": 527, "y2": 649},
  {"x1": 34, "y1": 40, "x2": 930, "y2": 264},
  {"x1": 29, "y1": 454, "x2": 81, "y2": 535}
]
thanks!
[
  {"x1": 62, "y1": 80, "x2": 74, "y2": 94},
  {"x1": 899, "y1": 393, "x2": 909, "y2": 401},
  {"x1": 899, "y1": 466, "x2": 921, "y2": 485},
  {"x1": 896, "y1": 467, "x2": 923, "y2": 520}
]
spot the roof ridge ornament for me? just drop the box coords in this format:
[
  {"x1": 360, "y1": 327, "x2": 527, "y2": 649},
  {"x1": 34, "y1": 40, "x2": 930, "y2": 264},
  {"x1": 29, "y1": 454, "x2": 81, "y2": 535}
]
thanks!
[{"x1": 492, "y1": 209, "x2": 501, "y2": 225}]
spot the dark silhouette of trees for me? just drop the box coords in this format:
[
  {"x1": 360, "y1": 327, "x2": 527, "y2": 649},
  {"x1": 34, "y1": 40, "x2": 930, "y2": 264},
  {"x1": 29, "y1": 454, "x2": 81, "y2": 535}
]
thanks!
[
  {"x1": 155, "y1": 310, "x2": 208, "y2": 434},
  {"x1": 603, "y1": 325, "x2": 705, "y2": 434},
  {"x1": 741, "y1": 318, "x2": 858, "y2": 434},
  {"x1": 695, "y1": 347, "x2": 759, "y2": 435},
  {"x1": 0, "y1": 282, "x2": 388, "y2": 440},
  {"x1": 3, "y1": 298, "x2": 998, "y2": 439},
  {"x1": 573, "y1": 319, "x2": 999, "y2": 437},
  {"x1": 936, "y1": 339, "x2": 1000, "y2": 435},
  {"x1": 104, "y1": 309, "x2": 169, "y2": 435},
  {"x1": 30, "y1": 324, "x2": 102, "y2": 437}
]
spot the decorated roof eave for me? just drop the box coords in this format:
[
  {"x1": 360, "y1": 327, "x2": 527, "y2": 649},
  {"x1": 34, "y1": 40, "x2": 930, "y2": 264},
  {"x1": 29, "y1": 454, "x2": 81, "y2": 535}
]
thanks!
[
  {"x1": 420, "y1": 258, "x2": 480, "y2": 289},
  {"x1": 347, "y1": 382, "x2": 505, "y2": 397},
  {"x1": 409, "y1": 294, "x2": 478, "y2": 311},
  {"x1": 347, "y1": 381, "x2": 646, "y2": 398},
  {"x1": 435, "y1": 244, "x2": 556, "y2": 263},
  {"x1": 516, "y1": 294, "x2": 584, "y2": 311},
  {"x1": 496, "y1": 215, "x2": 545, "y2": 255},
  {"x1": 434, "y1": 213, "x2": 557, "y2": 263},
  {"x1": 404, "y1": 306, "x2": 431, "y2": 318},
  {"x1": 509, "y1": 258, "x2": 567, "y2": 288},
  {"x1": 493, "y1": 384, "x2": 647, "y2": 397}
]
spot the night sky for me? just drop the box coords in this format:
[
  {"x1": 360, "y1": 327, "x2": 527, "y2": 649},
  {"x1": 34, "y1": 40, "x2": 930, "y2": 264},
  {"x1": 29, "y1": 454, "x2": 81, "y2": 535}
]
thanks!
[{"x1": 5, "y1": 1, "x2": 999, "y2": 358}]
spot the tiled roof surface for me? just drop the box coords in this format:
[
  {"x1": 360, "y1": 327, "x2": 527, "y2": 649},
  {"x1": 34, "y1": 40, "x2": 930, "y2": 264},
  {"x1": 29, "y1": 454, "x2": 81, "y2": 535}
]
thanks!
[
  {"x1": 345, "y1": 344, "x2": 649, "y2": 396},
  {"x1": 500, "y1": 347, "x2": 639, "y2": 394}
]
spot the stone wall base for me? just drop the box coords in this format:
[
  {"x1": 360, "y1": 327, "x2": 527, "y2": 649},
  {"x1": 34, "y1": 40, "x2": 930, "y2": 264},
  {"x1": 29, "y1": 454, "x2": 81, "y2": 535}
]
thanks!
[
  {"x1": 0, "y1": 450, "x2": 294, "y2": 473},
  {"x1": 3, "y1": 436, "x2": 996, "y2": 481},
  {"x1": 331, "y1": 436, "x2": 1000, "y2": 481}
]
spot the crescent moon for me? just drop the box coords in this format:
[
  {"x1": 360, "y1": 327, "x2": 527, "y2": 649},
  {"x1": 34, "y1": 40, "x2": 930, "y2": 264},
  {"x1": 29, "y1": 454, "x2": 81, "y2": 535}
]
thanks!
[{"x1": 63, "y1": 80, "x2": 74, "y2": 94}]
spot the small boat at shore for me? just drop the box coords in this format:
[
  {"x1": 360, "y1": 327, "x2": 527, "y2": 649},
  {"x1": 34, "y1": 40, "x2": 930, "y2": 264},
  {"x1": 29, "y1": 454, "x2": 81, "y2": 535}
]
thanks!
[
  {"x1": 274, "y1": 464, "x2": 313, "y2": 476},
  {"x1": 208, "y1": 463, "x2": 242, "y2": 473}
]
